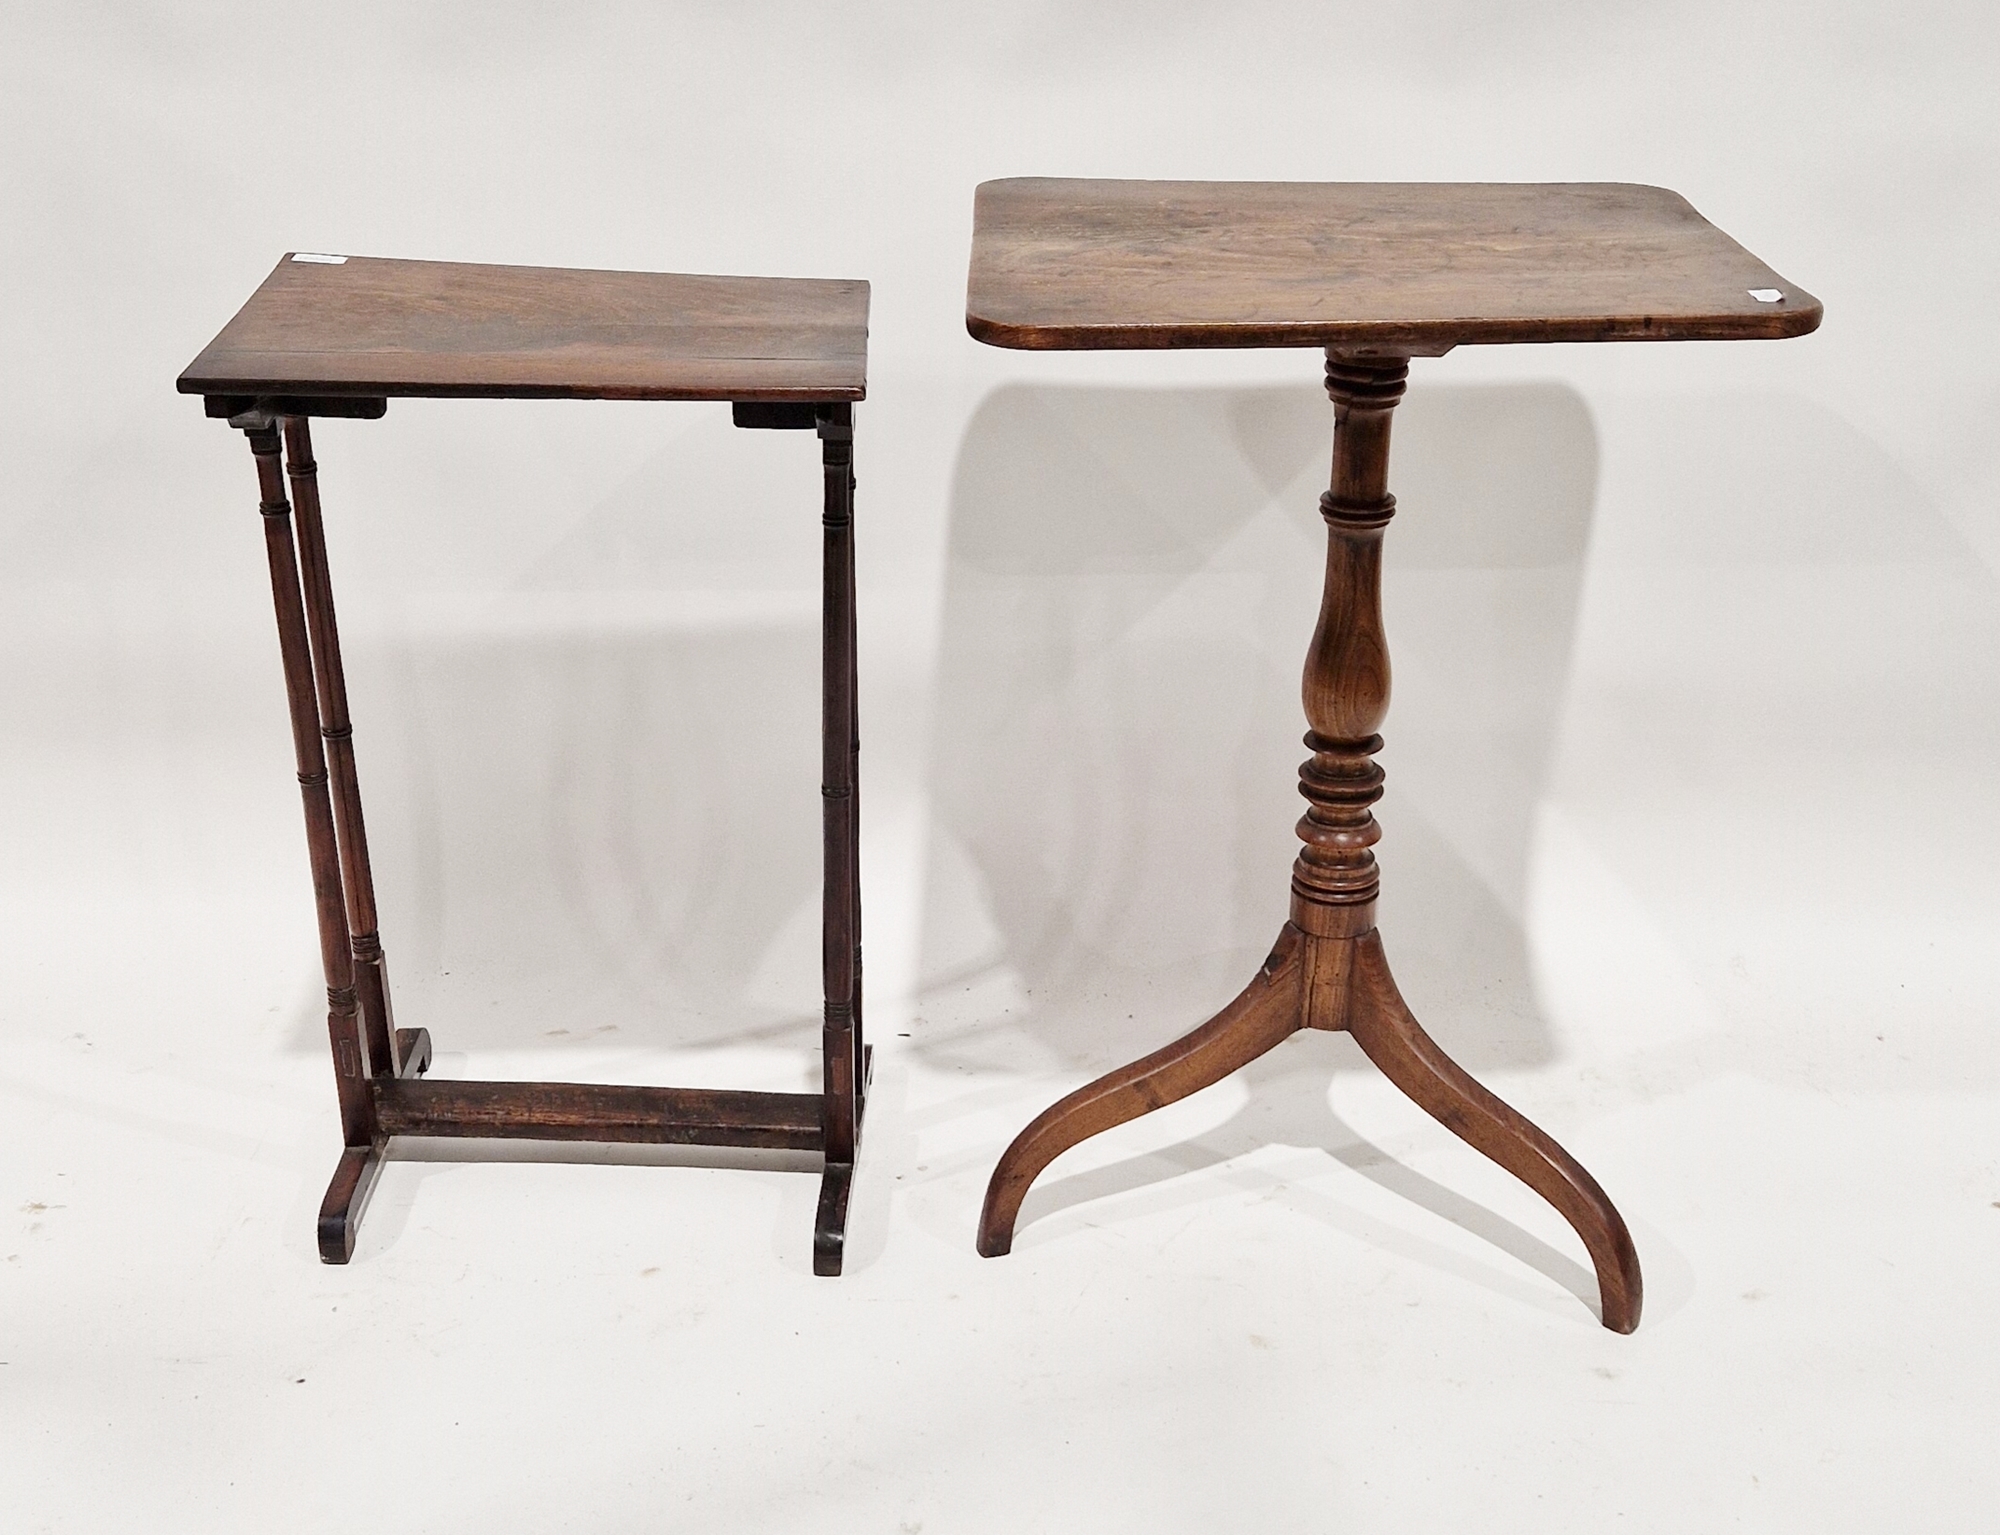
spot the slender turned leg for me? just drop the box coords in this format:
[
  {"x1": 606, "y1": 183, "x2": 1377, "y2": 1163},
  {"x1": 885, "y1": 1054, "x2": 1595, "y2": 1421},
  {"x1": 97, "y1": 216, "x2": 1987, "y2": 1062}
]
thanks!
[
  {"x1": 849, "y1": 511, "x2": 866, "y2": 1099},
  {"x1": 240, "y1": 418, "x2": 380, "y2": 1262},
  {"x1": 848, "y1": 419, "x2": 872, "y2": 1103},
  {"x1": 280, "y1": 417, "x2": 424, "y2": 1084},
  {"x1": 814, "y1": 404, "x2": 866, "y2": 1275},
  {"x1": 977, "y1": 354, "x2": 1642, "y2": 1331},
  {"x1": 243, "y1": 414, "x2": 431, "y2": 1264}
]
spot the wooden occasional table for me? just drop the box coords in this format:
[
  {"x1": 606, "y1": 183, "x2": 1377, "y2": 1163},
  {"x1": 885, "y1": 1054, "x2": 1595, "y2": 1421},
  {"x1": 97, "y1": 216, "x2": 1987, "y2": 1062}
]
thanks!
[
  {"x1": 966, "y1": 180, "x2": 1820, "y2": 1331},
  {"x1": 179, "y1": 254, "x2": 872, "y2": 1273}
]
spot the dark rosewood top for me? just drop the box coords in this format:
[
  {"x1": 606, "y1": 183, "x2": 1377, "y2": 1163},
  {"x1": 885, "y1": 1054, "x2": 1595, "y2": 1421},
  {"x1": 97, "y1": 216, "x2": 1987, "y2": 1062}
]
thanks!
[
  {"x1": 966, "y1": 178, "x2": 1820, "y2": 354},
  {"x1": 179, "y1": 255, "x2": 869, "y2": 402}
]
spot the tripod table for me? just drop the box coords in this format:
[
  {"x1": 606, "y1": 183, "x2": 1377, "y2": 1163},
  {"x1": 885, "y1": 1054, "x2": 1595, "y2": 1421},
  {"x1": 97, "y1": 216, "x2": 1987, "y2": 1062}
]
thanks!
[
  {"x1": 180, "y1": 254, "x2": 871, "y2": 1273},
  {"x1": 966, "y1": 179, "x2": 1820, "y2": 1330}
]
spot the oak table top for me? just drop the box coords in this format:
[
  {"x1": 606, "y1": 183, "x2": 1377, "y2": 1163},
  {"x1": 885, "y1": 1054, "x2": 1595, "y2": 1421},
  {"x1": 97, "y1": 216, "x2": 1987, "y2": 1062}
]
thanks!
[
  {"x1": 966, "y1": 178, "x2": 1821, "y2": 354},
  {"x1": 179, "y1": 254, "x2": 869, "y2": 403}
]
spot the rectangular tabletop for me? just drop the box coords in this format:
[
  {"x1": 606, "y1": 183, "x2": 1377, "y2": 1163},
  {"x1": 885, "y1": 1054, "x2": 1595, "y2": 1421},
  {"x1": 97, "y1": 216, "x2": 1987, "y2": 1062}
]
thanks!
[
  {"x1": 179, "y1": 255, "x2": 869, "y2": 402},
  {"x1": 967, "y1": 179, "x2": 1820, "y2": 354}
]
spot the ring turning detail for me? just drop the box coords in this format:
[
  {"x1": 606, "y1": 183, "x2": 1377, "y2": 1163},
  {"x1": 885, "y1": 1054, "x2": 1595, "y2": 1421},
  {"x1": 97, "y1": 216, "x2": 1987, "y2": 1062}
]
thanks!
[{"x1": 977, "y1": 352, "x2": 1643, "y2": 1333}]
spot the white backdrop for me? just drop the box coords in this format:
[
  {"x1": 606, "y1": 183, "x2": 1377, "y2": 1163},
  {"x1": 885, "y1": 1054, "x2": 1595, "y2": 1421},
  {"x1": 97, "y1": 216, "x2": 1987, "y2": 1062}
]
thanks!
[{"x1": 3, "y1": 5, "x2": 1996, "y2": 1531}]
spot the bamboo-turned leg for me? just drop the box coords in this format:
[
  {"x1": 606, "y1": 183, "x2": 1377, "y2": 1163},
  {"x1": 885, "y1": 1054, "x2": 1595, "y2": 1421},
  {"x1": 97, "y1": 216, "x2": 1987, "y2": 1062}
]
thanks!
[
  {"x1": 849, "y1": 512, "x2": 865, "y2": 1103},
  {"x1": 840, "y1": 416, "x2": 866, "y2": 1108},
  {"x1": 814, "y1": 403, "x2": 866, "y2": 1275},
  {"x1": 977, "y1": 354, "x2": 1642, "y2": 1331},
  {"x1": 279, "y1": 417, "x2": 428, "y2": 1086},
  {"x1": 240, "y1": 417, "x2": 381, "y2": 1262}
]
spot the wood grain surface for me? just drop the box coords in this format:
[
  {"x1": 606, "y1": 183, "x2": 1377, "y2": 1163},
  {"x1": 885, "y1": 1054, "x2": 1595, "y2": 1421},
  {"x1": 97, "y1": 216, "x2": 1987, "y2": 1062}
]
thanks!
[
  {"x1": 967, "y1": 178, "x2": 1821, "y2": 353},
  {"x1": 181, "y1": 255, "x2": 868, "y2": 401},
  {"x1": 373, "y1": 1079, "x2": 826, "y2": 1148}
]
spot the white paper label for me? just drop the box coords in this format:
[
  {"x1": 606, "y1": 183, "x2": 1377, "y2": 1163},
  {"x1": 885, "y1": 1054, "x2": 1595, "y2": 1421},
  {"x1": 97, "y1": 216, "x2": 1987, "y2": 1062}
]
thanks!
[
  {"x1": 292, "y1": 252, "x2": 348, "y2": 264},
  {"x1": 1747, "y1": 288, "x2": 1783, "y2": 303}
]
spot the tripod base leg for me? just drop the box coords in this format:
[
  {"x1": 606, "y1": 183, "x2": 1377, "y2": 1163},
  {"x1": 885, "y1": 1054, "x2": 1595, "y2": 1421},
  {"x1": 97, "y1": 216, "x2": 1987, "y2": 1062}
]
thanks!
[
  {"x1": 978, "y1": 928, "x2": 1306, "y2": 1257},
  {"x1": 1342, "y1": 931, "x2": 1643, "y2": 1332},
  {"x1": 977, "y1": 922, "x2": 1641, "y2": 1330}
]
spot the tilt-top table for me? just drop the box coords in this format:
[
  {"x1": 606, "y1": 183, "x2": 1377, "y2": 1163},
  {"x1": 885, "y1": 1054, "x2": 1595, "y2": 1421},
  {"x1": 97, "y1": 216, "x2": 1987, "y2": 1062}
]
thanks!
[
  {"x1": 180, "y1": 254, "x2": 871, "y2": 1274},
  {"x1": 966, "y1": 179, "x2": 1820, "y2": 1330}
]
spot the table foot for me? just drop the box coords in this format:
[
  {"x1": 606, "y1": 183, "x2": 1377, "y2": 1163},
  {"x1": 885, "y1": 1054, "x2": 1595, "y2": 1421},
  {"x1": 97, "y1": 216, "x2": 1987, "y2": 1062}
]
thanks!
[
  {"x1": 1342, "y1": 929, "x2": 1642, "y2": 1332},
  {"x1": 812, "y1": 1044, "x2": 872, "y2": 1276},
  {"x1": 317, "y1": 1142, "x2": 384, "y2": 1264},
  {"x1": 977, "y1": 927, "x2": 1307, "y2": 1257},
  {"x1": 814, "y1": 1162, "x2": 856, "y2": 1276},
  {"x1": 317, "y1": 1016, "x2": 421, "y2": 1265}
]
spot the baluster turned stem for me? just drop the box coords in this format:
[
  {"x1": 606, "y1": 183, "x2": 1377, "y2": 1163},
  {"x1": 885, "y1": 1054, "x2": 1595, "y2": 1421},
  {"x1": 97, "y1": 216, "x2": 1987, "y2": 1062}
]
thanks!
[
  {"x1": 281, "y1": 416, "x2": 399, "y2": 1077},
  {"x1": 1291, "y1": 354, "x2": 1406, "y2": 1028},
  {"x1": 245, "y1": 422, "x2": 378, "y2": 1144},
  {"x1": 1291, "y1": 355, "x2": 1406, "y2": 938}
]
